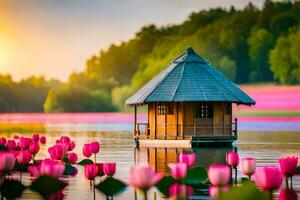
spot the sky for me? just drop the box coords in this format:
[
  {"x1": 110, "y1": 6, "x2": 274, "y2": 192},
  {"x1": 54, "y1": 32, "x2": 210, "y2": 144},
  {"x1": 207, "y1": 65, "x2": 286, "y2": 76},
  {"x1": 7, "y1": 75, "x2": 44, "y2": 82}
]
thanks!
[{"x1": 0, "y1": 0, "x2": 265, "y2": 81}]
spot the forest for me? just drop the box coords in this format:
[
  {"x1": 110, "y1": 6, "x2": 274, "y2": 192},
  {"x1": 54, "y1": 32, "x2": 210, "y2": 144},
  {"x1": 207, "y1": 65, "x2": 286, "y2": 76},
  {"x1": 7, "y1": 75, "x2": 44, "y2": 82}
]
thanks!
[{"x1": 1, "y1": 0, "x2": 300, "y2": 113}]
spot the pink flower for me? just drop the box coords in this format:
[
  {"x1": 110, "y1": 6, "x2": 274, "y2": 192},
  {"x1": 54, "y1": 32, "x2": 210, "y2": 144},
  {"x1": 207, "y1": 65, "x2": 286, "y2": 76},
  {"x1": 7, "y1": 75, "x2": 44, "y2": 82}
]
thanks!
[
  {"x1": 226, "y1": 152, "x2": 239, "y2": 168},
  {"x1": 95, "y1": 163, "x2": 104, "y2": 176},
  {"x1": 208, "y1": 164, "x2": 231, "y2": 186},
  {"x1": 84, "y1": 164, "x2": 98, "y2": 180},
  {"x1": 178, "y1": 153, "x2": 195, "y2": 168},
  {"x1": 39, "y1": 159, "x2": 65, "y2": 178},
  {"x1": 169, "y1": 183, "x2": 193, "y2": 200},
  {"x1": 103, "y1": 162, "x2": 116, "y2": 176},
  {"x1": 17, "y1": 150, "x2": 32, "y2": 164},
  {"x1": 39, "y1": 136, "x2": 46, "y2": 144},
  {"x1": 69, "y1": 141, "x2": 75, "y2": 151},
  {"x1": 6, "y1": 140, "x2": 16, "y2": 150},
  {"x1": 208, "y1": 185, "x2": 230, "y2": 199},
  {"x1": 279, "y1": 156, "x2": 298, "y2": 177},
  {"x1": 129, "y1": 165, "x2": 163, "y2": 192},
  {"x1": 0, "y1": 137, "x2": 6, "y2": 146},
  {"x1": 61, "y1": 136, "x2": 70, "y2": 144},
  {"x1": 255, "y1": 166, "x2": 283, "y2": 190},
  {"x1": 32, "y1": 134, "x2": 40, "y2": 142},
  {"x1": 83, "y1": 144, "x2": 92, "y2": 158},
  {"x1": 48, "y1": 144, "x2": 67, "y2": 160},
  {"x1": 28, "y1": 164, "x2": 41, "y2": 177},
  {"x1": 29, "y1": 142, "x2": 40, "y2": 155},
  {"x1": 90, "y1": 141, "x2": 100, "y2": 154},
  {"x1": 67, "y1": 152, "x2": 78, "y2": 164},
  {"x1": 240, "y1": 158, "x2": 256, "y2": 178},
  {"x1": 19, "y1": 137, "x2": 32, "y2": 150},
  {"x1": 168, "y1": 163, "x2": 187, "y2": 180},
  {"x1": 0, "y1": 152, "x2": 15, "y2": 172},
  {"x1": 278, "y1": 188, "x2": 297, "y2": 200},
  {"x1": 13, "y1": 135, "x2": 19, "y2": 140}
]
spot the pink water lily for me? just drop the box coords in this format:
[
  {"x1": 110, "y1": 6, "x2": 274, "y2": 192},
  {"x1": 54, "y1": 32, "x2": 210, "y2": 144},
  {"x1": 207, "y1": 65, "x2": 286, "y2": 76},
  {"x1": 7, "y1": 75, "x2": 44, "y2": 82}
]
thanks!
[
  {"x1": 19, "y1": 137, "x2": 32, "y2": 150},
  {"x1": 255, "y1": 166, "x2": 283, "y2": 190},
  {"x1": 226, "y1": 152, "x2": 239, "y2": 168},
  {"x1": 178, "y1": 153, "x2": 195, "y2": 168},
  {"x1": 67, "y1": 152, "x2": 78, "y2": 164},
  {"x1": 6, "y1": 140, "x2": 16, "y2": 150},
  {"x1": 83, "y1": 144, "x2": 92, "y2": 158},
  {"x1": 48, "y1": 144, "x2": 67, "y2": 160},
  {"x1": 90, "y1": 141, "x2": 100, "y2": 154},
  {"x1": 40, "y1": 159, "x2": 65, "y2": 178},
  {"x1": 32, "y1": 134, "x2": 40, "y2": 142},
  {"x1": 240, "y1": 158, "x2": 256, "y2": 179},
  {"x1": 0, "y1": 137, "x2": 6, "y2": 146},
  {"x1": 168, "y1": 163, "x2": 187, "y2": 180},
  {"x1": 208, "y1": 164, "x2": 231, "y2": 186},
  {"x1": 129, "y1": 165, "x2": 163, "y2": 192},
  {"x1": 103, "y1": 162, "x2": 116, "y2": 176},
  {"x1": 84, "y1": 164, "x2": 98, "y2": 180},
  {"x1": 0, "y1": 152, "x2": 16, "y2": 173},
  {"x1": 39, "y1": 136, "x2": 46, "y2": 144},
  {"x1": 29, "y1": 159, "x2": 65, "y2": 178},
  {"x1": 279, "y1": 156, "x2": 298, "y2": 177},
  {"x1": 29, "y1": 142, "x2": 40, "y2": 155},
  {"x1": 169, "y1": 183, "x2": 193, "y2": 200},
  {"x1": 208, "y1": 185, "x2": 230, "y2": 199},
  {"x1": 17, "y1": 150, "x2": 32, "y2": 164}
]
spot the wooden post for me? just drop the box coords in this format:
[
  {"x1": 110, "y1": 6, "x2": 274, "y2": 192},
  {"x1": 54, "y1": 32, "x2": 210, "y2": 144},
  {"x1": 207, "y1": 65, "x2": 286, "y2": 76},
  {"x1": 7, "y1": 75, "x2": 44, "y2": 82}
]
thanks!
[
  {"x1": 222, "y1": 103, "x2": 225, "y2": 135},
  {"x1": 175, "y1": 103, "x2": 178, "y2": 139},
  {"x1": 164, "y1": 103, "x2": 167, "y2": 139},
  {"x1": 154, "y1": 103, "x2": 157, "y2": 139},
  {"x1": 234, "y1": 118, "x2": 238, "y2": 137},
  {"x1": 181, "y1": 103, "x2": 184, "y2": 138},
  {"x1": 134, "y1": 105, "x2": 137, "y2": 136}
]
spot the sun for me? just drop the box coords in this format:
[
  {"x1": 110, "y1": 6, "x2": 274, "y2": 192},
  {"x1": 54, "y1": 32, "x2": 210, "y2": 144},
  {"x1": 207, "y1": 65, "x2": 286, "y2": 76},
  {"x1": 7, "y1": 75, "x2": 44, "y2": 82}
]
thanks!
[{"x1": 0, "y1": 35, "x2": 13, "y2": 71}]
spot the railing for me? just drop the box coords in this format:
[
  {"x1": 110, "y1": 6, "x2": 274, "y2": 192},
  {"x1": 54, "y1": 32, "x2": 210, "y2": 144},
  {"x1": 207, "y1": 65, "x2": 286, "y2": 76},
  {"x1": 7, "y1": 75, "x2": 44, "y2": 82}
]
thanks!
[{"x1": 135, "y1": 118, "x2": 238, "y2": 138}]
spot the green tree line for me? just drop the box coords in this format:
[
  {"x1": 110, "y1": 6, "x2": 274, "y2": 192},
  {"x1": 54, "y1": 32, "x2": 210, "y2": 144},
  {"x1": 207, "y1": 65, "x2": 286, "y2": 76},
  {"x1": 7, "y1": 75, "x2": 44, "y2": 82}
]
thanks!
[{"x1": 1, "y1": 0, "x2": 300, "y2": 113}]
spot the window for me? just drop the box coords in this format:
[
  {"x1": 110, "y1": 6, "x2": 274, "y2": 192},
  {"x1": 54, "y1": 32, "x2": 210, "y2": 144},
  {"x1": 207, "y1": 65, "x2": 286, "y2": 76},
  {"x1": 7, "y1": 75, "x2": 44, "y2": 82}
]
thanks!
[
  {"x1": 167, "y1": 104, "x2": 174, "y2": 115},
  {"x1": 195, "y1": 102, "x2": 213, "y2": 118},
  {"x1": 157, "y1": 103, "x2": 165, "y2": 115}
]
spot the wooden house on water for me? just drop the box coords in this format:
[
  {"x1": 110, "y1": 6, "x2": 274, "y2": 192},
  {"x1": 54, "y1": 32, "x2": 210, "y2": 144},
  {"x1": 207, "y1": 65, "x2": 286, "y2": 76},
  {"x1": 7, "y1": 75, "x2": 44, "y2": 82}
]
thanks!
[{"x1": 126, "y1": 47, "x2": 255, "y2": 147}]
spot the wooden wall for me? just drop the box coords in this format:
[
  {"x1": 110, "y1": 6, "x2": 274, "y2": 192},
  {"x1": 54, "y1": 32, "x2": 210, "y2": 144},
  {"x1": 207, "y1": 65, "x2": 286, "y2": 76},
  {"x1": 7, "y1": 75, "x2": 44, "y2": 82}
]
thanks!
[{"x1": 147, "y1": 102, "x2": 232, "y2": 138}]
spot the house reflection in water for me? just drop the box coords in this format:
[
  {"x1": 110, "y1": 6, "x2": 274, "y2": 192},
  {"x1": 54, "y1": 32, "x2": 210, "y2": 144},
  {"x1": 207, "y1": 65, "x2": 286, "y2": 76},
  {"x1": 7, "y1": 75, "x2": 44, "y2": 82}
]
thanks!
[{"x1": 134, "y1": 146, "x2": 233, "y2": 173}]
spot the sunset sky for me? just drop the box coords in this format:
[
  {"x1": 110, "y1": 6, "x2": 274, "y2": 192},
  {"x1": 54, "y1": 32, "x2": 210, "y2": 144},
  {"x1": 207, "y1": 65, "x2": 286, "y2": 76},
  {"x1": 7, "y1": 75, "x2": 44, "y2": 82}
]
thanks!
[{"x1": 0, "y1": 0, "x2": 265, "y2": 81}]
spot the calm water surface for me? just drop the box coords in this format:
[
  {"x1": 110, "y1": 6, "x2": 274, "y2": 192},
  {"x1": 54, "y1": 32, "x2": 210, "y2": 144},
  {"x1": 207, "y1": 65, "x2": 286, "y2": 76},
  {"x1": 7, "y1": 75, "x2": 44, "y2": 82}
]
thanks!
[{"x1": 0, "y1": 113, "x2": 299, "y2": 199}]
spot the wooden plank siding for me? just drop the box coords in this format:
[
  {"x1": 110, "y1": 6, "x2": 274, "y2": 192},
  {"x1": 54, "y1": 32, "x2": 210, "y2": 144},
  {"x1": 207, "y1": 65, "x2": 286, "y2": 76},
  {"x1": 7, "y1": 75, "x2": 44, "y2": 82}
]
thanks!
[{"x1": 146, "y1": 102, "x2": 233, "y2": 139}]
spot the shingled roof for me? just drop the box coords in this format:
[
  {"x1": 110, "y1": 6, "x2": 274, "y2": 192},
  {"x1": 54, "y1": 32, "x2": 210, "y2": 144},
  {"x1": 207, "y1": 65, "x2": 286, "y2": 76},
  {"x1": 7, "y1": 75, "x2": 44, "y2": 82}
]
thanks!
[{"x1": 125, "y1": 47, "x2": 255, "y2": 106}]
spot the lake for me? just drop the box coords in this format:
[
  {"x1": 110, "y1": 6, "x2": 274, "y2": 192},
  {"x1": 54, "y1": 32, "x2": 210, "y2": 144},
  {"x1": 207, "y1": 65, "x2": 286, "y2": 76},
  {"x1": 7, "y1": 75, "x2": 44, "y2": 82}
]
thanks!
[{"x1": 0, "y1": 113, "x2": 299, "y2": 199}]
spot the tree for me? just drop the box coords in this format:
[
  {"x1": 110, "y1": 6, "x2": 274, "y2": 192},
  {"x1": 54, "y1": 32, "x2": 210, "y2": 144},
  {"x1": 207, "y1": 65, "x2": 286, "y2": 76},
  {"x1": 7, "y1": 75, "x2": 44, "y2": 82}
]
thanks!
[
  {"x1": 247, "y1": 28, "x2": 275, "y2": 81},
  {"x1": 269, "y1": 27, "x2": 300, "y2": 84}
]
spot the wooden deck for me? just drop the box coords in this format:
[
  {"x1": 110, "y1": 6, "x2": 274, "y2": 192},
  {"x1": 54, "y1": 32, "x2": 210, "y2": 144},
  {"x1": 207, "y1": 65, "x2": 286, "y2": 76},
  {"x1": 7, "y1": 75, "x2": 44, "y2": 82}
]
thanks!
[{"x1": 136, "y1": 135, "x2": 237, "y2": 148}]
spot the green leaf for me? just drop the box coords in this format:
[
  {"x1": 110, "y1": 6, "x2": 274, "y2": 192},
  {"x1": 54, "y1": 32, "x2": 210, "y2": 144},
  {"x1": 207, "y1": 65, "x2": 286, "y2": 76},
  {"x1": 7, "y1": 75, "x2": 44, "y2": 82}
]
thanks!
[
  {"x1": 14, "y1": 162, "x2": 30, "y2": 172},
  {"x1": 95, "y1": 177, "x2": 127, "y2": 196},
  {"x1": 64, "y1": 164, "x2": 76, "y2": 175},
  {"x1": 0, "y1": 144, "x2": 8, "y2": 151},
  {"x1": 183, "y1": 166, "x2": 208, "y2": 185},
  {"x1": 0, "y1": 179, "x2": 26, "y2": 198},
  {"x1": 77, "y1": 158, "x2": 94, "y2": 165},
  {"x1": 63, "y1": 157, "x2": 70, "y2": 164},
  {"x1": 30, "y1": 175, "x2": 67, "y2": 199},
  {"x1": 219, "y1": 181, "x2": 270, "y2": 200},
  {"x1": 296, "y1": 166, "x2": 300, "y2": 174},
  {"x1": 155, "y1": 176, "x2": 175, "y2": 197}
]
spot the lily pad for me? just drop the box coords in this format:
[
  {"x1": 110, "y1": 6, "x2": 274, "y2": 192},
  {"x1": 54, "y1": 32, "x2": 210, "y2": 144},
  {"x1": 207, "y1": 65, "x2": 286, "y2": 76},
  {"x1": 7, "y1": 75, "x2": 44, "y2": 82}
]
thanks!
[
  {"x1": 95, "y1": 177, "x2": 127, "y2": 196},
  {"x1": 30, "y1": 175, "x2": 67, "y2": 199},
  {"x1": 183, "y1": 166, "x2": 208, "y2": 185},
  {"x1": 0, "y1": 179, "x2": 26, "y2": 198}
]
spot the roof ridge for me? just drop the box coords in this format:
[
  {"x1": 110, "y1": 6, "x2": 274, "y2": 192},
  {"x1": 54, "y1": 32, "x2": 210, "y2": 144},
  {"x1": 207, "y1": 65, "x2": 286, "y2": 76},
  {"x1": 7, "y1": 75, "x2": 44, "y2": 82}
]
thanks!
[
  {"x1": 144, "y1": 61, "x2": 182, "y2": 102},
  {"x1": 171, "y1": 62, "x2": 186, "y2": 101}
]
